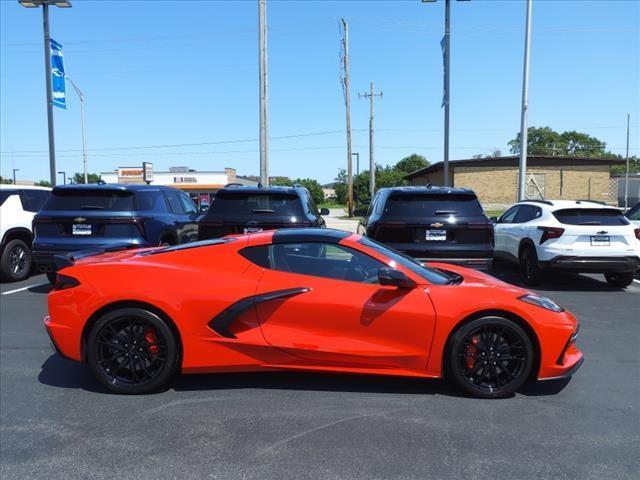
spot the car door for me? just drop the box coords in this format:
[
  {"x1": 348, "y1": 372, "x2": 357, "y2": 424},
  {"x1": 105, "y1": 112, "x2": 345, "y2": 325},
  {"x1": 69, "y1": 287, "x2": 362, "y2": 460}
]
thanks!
[
  {"x1": 249, "y1": 241, "x2": 436, "y2": 371},
  {"x1": 494, "y1": 206, "x2": 519, "y2": 257},
  {"x1": 163, "y1": 190, "x2": 189, "y2": 243},
  {"x1": 178, "y1": 192, "x2": 199, "y2": 242}
]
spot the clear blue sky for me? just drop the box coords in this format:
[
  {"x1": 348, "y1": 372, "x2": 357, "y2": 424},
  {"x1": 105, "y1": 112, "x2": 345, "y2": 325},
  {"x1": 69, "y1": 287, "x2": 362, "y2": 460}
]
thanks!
[{"x1": 1, "y1": 0, "x2": 638, "y2": 184}]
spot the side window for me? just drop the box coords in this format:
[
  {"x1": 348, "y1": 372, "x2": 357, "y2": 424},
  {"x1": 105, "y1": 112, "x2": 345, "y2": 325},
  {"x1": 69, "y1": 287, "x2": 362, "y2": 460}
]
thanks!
[
  {"x1": 514, "y1": 205, "x2": 534, "y2": 223},
  {"x1": 164, "y1": 190, "x2": 185, "y2": 214},
  {"x1": 179, "y1": 192, "x2": 198, "y2": 215},
  {"x1": 136, "y1": 191, "x2": 167, "y2": 212},
  {"x1": 499, "y1": 206, "x2": 520, "y2": 224},
  {"x1": 0, "y1": 191, "x2": 18, "y2": 207},
  {"x1": 19, "y1": 190, "x2": 49, "y2": 212},
  {"x1": 628, "y1": 206, "x2": 640, "y2": 221}
]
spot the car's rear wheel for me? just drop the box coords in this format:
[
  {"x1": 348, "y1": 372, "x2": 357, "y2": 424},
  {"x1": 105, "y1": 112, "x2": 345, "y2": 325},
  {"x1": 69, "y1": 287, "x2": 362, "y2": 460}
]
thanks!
[
  {"x1": 604, "y1": 272, "x2": 634, "y2": 288},
  {"x1": 520, "y1": 247, "x2": 544, "y2": 286},
  {"x1": 87, "y1": 308, "x2": 179, "y2": 394},
  {"x1": 446, "y1": 316, "x2": 534, "y2": 399},
  {"x1": 1, "y1": 239, "x2": 32, "y2": 282}
]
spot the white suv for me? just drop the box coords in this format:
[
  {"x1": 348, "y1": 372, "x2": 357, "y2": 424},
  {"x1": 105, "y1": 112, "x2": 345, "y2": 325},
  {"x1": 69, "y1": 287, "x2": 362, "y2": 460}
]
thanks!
[
  {"x1": 0, "y1": 185, "x2": 50, "y2": 282},
  {"x1": 493, "y1": 200, "x2": 640, "y2": 288}
]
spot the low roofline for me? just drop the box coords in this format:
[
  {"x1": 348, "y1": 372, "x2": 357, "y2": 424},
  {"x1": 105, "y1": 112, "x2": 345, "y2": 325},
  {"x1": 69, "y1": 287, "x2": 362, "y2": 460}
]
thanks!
[{"x1": 404, "y1": 155, "x2": 624, "y2": 179}]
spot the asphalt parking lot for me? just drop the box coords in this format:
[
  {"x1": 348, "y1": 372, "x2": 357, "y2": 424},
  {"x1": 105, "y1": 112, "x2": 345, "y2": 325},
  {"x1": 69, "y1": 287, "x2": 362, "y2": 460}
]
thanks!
[{"x1": 1, "y1": 268, "x2": 639, "y2": 480}]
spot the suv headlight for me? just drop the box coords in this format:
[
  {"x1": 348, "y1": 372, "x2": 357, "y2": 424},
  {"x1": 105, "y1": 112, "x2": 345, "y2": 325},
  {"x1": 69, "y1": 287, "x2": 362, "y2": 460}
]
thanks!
[{"x1": 518, "y1": 293, "x2": 564, "y2": 313}]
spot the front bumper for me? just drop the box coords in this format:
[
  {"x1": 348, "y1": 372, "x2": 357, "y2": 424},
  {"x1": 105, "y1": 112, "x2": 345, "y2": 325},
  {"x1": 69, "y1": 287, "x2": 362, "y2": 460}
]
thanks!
[{"x1": 539, "y1": 255, "x2": 640, "y2": 274}]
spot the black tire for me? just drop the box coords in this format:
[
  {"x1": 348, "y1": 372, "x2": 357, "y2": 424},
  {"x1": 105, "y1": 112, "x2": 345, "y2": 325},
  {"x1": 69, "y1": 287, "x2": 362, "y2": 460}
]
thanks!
[
  {"x1": 604, "y1": 272, "x2": 634, "y2": 288},
  {"x1": 0, "y1": 239, "x2": 32, "y2": 282},
  {"x1": 87, "y1": 308, "x2": 179, "y2": 394},
  {"x1": 46, "y1": 272, "x2": 58, "y2": 284},
  {"x1": 520, "y1": 246, "x2": 544, "y2": 286},
  {"x1": 446, "y1": 316, "x2": 534, "y2": 399}
]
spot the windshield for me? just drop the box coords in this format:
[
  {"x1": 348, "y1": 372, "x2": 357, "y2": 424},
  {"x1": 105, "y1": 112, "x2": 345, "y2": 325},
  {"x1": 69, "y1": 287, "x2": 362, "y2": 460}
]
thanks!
[
  {"x1": 358, "y1": 236, "x2": 452, "y2": 285},
  {"x1": 384, "y1": 194, "x2": 484, "y2": 217},
  {"x1": 208, "y1": 192, "x2": 304, "y2": 216},
  {"x1": 552, "y1": 208, "x2": 629, "y2": 226},
  {"x1": 43, "y1": 190, "x2": 135, "y2": 212}
]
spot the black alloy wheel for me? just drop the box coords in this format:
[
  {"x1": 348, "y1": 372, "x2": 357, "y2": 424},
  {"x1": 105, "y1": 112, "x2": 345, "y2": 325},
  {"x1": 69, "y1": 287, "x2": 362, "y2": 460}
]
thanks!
[
  {"x1": 447, "y1": 317, "x2": 534, "y2": 398},
  {"x1": 0, "y1": 239, "x2": 32, "y2": 282},
  {"x1": 520, "y1": 247, "x2": 544, "y2": 286},
  {"x1": 87, "y1": 308, "x2": 179, "y2": 394}
]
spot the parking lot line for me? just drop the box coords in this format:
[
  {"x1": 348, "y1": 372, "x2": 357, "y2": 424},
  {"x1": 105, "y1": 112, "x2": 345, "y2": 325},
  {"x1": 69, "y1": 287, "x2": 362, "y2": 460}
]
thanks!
[
  {"x1": 1, "y1": 282, "x2": 49, "y2": 296},
  {"x1": 634, "y1": 279, "x2": 640, "y2": 285}
]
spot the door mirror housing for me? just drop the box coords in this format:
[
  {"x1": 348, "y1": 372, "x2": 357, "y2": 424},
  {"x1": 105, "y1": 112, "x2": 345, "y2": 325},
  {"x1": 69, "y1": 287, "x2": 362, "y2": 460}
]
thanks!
[
  {"x1": 378, "y1": 267, "x2": 416, "y2": 289},
  {"x1": 320, "y1": 207, "x2": 330, "y2": 216},
  {"x1": 489, "y1": 216, "x2": 499, "y2": 223}
]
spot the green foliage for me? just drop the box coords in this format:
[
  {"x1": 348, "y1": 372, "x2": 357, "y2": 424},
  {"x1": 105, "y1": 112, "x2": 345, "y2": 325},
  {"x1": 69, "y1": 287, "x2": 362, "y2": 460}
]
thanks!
[
  {"x1": 270, "y1": 176, "x2": 293, "y2": 186},
  {"x1": 72, "y1": 172, "x2": 102, "y2": 184},
  {"x1": 508, "y1": 126, "x2": 608, "y2": 157},
  {"x1": 292, "y1": 178, "x2": 325, "y2": 205},
  {"x1": 35, "y1": 180, "x2": 52, "y2": 187},
  {"x1": 395, "y1": 154, "x2": 429, "y2": 174},
  {"x1": 610, "y1": 156, "x2": 640, "y2": 175},
  {"x1": 0, "y1": 176, "x2": 13, "y2": 184}
]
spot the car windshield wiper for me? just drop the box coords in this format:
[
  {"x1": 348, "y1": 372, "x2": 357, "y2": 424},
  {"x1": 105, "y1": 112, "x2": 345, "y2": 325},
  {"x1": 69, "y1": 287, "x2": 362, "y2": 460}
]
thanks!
[
  {"x1": 435, "y1": 210, "x2": 458, "y2": 215},
  {"x1": 80, "y1": 205, "x2": 105, "y2": 210},
  {"x1": 252, "y1": 209, "x2": 275, "y2": 213}
]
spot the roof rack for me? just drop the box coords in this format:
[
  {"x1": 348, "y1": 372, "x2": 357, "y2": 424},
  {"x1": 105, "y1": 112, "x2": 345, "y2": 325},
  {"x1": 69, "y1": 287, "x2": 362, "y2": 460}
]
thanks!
[{"x1": 518, "y1": 199, "x2": 554, "y2": 206}]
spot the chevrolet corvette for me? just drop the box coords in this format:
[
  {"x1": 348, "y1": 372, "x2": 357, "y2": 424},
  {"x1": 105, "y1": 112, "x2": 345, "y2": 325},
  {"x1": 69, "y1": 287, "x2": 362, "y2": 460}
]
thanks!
[{"x1": 44, "y1": 229, "x2": 583, "y2": 398}]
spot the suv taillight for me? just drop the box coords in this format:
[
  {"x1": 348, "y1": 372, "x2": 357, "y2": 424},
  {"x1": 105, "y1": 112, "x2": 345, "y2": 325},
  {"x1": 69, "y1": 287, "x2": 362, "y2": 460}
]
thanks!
[
  {"x1": 538, "y1": 226, "x2": 565, "y2": 244},
  {"x1": 53, "y1": 274, "x2": 80, "y2": 291},
  {"x1": 634, "y1": 228, "x2": 640, "y2": 241}
]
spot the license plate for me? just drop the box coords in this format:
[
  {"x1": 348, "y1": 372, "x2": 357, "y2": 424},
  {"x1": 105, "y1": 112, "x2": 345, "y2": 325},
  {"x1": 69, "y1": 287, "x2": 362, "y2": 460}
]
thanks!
[
  {"x1": 244, "y1": 227, "x2": 263, "y2": 234},
  {"x1": 590, "y1": 235, "x2": 610, "y2": 246},
  {"x1": 72, "y1": 224, "x2": 92, "y2": 236},
  {"x1": 426, "y1": 229, "x2": 446, "y2": 241}
]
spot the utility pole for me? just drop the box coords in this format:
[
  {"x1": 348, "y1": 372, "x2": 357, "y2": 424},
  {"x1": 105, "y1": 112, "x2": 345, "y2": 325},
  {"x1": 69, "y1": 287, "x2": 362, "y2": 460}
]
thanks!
[
  {"x1": 443, "y1": 0, "x2": 451, "y2": 187},
  {"x1": 518, "y1": 0, "x2": 533, "y2": 201},
  {"x1": 258, "y1": 0, "x2": 269, "y2": 187},
  {"x1": 340, "y1": 19, "x2": 354, "y2": 216},
  {"x1": 624, "y1": 113, "x2": 630, "y2": 210},
  {"x1": 67, "y1": 76, "x2": 88, "y2": 183},
  {"x1": 359, "y1": 82, "x2": 382, "y2": 198}
]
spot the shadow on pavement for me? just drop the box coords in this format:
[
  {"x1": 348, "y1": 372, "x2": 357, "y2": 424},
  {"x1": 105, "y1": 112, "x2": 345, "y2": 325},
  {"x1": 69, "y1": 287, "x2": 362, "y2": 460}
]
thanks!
[
  {"x1": 29, "y1": 283, "x2": 52, "y2": 294},
  {"x1": 38, "y1": 354, "x2": 572, "y2": 398}
]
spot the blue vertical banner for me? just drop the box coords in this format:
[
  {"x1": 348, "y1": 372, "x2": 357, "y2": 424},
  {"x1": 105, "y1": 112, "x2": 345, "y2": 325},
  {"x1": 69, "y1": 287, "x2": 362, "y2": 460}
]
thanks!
[
  {"x1": 440, "y1": 35, "x2": 446, "y2": 108},
  {"x1": 50, "y1": 39, "x2": 66, "y2": 109}
]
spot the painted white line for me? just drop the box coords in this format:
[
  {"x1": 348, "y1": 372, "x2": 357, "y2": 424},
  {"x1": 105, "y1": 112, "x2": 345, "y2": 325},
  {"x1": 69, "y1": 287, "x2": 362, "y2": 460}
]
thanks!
[
  {"x1": 633, "y1": 279, "x2": 640, "y2": 285},
  {"x1": 1, "y1": 282, "x2": 49, "y2": 296}
]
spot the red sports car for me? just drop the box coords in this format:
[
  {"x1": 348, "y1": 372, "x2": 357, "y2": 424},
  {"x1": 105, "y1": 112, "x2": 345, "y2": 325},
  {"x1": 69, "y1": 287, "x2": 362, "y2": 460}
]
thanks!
[{"x1": 44, "y1": 229, "x2": 583, "y2": 398}]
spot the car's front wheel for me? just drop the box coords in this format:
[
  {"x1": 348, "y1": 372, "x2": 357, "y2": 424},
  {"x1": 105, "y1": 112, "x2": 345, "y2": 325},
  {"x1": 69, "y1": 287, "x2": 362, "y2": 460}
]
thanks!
[
  {"x1": 604, "y1": 272, "x2": 634, "y2": 288},
  {"x1": 519, "y1": 247, "x2": 544, "y2": 286},
  {"x1": 87, "y1": 307, "x2": 179, "y2": 394},
  {"x1": 446, "y1": 316, "x2": 534, "y2": 399},
  {"x1": 0, "y1": 239, "x2": 32, "y2": 282}
]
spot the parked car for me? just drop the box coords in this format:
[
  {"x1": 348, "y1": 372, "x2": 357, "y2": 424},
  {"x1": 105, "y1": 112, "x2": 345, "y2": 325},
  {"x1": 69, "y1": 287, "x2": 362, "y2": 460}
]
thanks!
[
  {"x1": 626, "y1": 202, "x2": 640, "y2": 227},
  {"x1": 198, "y1": 184, "x2": 329, "y2": 239},
  {"x1": 0, "y1": 185, "x2": 51, "y2": 282},
  {"x1": 33, "y1": 184, "x2": 199, "y2": 283},
  {"x1": 493, "y1": 200, "x2": 640, "y2": 287},
  {"x1": 45, "y1": 228, "x2": 582, "y2": 398},
  {"x1": 357, "y1": 186, "x2": 494, "y2": 272}
]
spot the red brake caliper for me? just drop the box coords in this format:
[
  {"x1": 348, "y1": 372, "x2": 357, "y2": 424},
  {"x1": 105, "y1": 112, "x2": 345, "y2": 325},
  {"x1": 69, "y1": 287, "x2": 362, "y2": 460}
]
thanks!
[
  {"x1": 465, "y1": 336, "x2": 479, "y2": 370},
  {"x1": 144, "y1": 327, "x2": 159, "y2": 358}
]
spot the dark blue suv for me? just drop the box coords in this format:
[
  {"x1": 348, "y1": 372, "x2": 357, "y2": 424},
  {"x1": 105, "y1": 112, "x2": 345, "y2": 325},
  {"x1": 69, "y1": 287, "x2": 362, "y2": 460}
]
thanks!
[{"x1": 33, "y1": 184, "x2": 199, "y2": 282}]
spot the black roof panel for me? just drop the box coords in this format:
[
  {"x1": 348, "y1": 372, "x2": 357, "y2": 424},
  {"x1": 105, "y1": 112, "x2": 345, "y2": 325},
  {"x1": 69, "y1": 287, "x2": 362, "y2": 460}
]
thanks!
[{"x1": 272, "y1": 228, "x2": 350, "y2": 244}]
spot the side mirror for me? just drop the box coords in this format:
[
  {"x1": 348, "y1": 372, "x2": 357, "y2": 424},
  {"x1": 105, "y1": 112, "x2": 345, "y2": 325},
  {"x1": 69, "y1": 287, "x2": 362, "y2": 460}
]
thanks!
[
  {"x1": 320, "y1": 208, "x2": 330, "y2": 216},
  {"x1": 489, "y1": 216, "x2": 499, "y2": 223},
  {"x1": 378, "y1": 267, "x2": 416, "y2": 289}
]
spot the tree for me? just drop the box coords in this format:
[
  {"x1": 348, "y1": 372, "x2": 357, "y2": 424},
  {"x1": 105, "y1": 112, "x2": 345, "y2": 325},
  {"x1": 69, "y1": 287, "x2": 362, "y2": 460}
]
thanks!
[
  {"x1": 35, "y1": 180, "x2": 52, "y2": 187},
  {"x1": 508, "y1": 126, "x2": 562, "y2": 155},
  {"x1": 508, "y1": 126, "x2": 607, "y2": 157},
  {"x1": 292, "y1": 178, "x2": 325, "y2": 205},
  {"x1": 395, "y1": 154, "x2": 429, "y2": 174},
  {"x1": 270, "y1": 176, "x2": 293, "y2": 186},
  {"x1": 610, "y1": 156, "x2": 640, "y2": 175},
  {"x1": 0, "y1": 176, "x2": 13, "y2": 184},
  {"x1": 72, "y1": 172, "x2": 101, "y2": 184},
  {"x1": 334, "y1": 169, "x2": 348, "y2": 205},
  {"x1": 559, "y1": 131, "x2": 606, "y2": 157}
]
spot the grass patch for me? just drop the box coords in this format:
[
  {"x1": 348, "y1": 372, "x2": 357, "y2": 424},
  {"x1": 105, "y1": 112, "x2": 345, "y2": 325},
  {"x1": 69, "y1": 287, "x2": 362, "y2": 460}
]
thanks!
[{"x1": 318, "y1": 201, "x2": 346, "y2": 209}]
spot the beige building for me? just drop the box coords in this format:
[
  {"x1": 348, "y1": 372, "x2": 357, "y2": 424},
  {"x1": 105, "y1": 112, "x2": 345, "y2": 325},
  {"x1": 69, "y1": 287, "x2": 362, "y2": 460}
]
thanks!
[{"x1": 404, "y1": 156, "x2": 623, "y2": 207}]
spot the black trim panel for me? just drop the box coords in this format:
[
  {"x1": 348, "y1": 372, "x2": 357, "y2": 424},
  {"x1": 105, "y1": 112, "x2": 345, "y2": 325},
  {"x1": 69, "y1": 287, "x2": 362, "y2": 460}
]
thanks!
[
  {"x1": 208, "y1": 287, "x2": 310, "y2": 338},
  {"x1": 272, "y1": 228, "x2": 349, "y2": 245}
]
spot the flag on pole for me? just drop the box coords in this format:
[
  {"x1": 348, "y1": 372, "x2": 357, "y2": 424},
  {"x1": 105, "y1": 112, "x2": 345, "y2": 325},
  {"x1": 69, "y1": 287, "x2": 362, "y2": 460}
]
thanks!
[
  {"x1": 440, "y1": 35, "x2": 446, "y2": 108},
  {"x1": 50, "y1": 39, "x2": 66, "y2": 109}
]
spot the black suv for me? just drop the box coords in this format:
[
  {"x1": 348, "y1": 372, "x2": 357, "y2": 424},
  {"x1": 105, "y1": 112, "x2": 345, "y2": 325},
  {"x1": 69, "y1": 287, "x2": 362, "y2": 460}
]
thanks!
[
  {"x1": 33, "y1": 184, "x2": 199, "y2": 282},
  {"x1": 199, "y1": 184, "x2": 329, "y2": 239},
  {"x1": 358, "y1": 186, "x2": 494, "y2": 271}
]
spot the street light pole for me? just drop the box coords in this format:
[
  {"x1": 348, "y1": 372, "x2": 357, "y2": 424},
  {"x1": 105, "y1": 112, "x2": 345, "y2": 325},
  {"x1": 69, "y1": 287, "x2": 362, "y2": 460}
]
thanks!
[
  {"x1": 67, "y1": 76, "x2": 88, "y2": 183},
  {"x1": 443, "y1": 0, "x2": 451, "y2": 187},
  {"x1": 12, "y1": 169, "x2": 19, "y2": 185},
  {"x1": 58, "y1": 171, "x2": 66, "y2": 185},
  {"x1": 258, "y1": 0, "x2": 269, "y2": 187},
  {"x1": 18, "y1": 0, "x2": 72, "y2": 187},
  {"x1": 624, "y1": 113, "x2": 630, "y2": 210},
  {"x1": 352, "y1": 152, "x2": 360, "y2": 176},
  {"x1": 518, "y1": 0, "x2": 533, "y2": 201}
]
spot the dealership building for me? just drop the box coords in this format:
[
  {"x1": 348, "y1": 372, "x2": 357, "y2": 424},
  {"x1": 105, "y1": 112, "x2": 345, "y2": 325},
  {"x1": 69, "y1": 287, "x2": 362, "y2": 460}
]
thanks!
[
  {"x1": 100, "y1": 166, "x2": 258, "y2": 207},
  {"x1": 404, "y1": 155, "x2": 624, "y2": 207}
]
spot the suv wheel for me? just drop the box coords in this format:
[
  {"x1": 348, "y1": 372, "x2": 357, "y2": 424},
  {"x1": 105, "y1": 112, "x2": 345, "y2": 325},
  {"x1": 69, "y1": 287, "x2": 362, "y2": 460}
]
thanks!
[
  {"x1": 1, "y1": 239, "x2": 32, "y2": 282},
  {"x1": 604, "y1": 272, "x2": 634, "y2": 288},
  {"x1": 519, "y1": 247, "x2": 544, "y2": 286}
]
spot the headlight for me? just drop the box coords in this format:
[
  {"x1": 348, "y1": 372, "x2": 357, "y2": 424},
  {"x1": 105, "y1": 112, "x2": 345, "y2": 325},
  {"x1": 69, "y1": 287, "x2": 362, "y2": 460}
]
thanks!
[{"x1": 518, "y1": 293, "x2": 564, "y2": 312}]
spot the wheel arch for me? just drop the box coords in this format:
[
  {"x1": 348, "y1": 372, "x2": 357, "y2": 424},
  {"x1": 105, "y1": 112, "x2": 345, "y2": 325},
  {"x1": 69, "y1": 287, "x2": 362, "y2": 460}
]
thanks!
[
  {"x1": 80, "y1": 300, "x2": 183, "y2": 366},
  {"x1": 442, "y1": 309, "x2": 541, "y2": 381},
  {"x1": 1, "y1": 227, "x2": 33, "y2": 251},
  {"x1": 518, "y1": 238, "x2": 537, "y2": 260}
]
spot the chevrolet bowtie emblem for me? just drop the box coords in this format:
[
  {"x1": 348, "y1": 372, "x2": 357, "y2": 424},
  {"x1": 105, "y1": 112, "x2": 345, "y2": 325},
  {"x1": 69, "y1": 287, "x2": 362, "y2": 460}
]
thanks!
[
  {"x1": 430, "y1": 222, "x2": 444, "y2": 228},
  {"x1": 74, "y1": 217, "x2": 87, "y2": 223}
]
